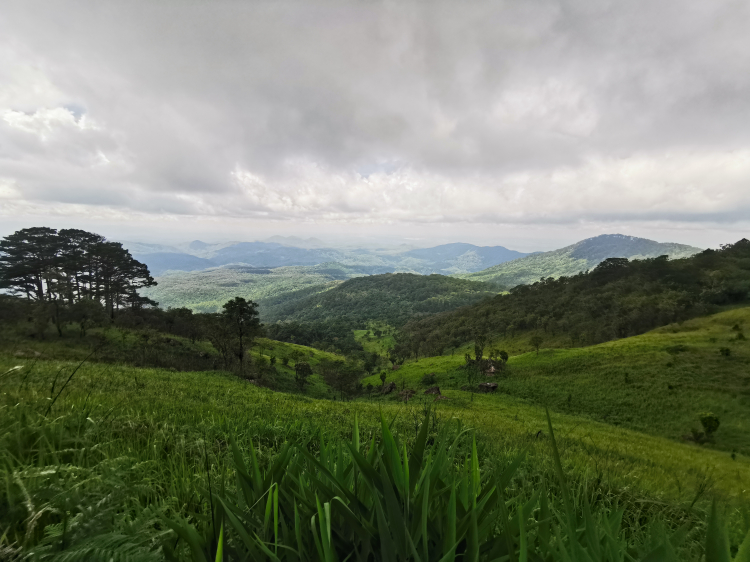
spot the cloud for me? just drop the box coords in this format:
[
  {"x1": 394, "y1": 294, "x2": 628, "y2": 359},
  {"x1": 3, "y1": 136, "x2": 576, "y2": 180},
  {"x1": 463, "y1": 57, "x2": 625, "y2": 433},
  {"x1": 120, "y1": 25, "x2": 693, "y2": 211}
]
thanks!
[{"x1": 0, "y1": 0, "x2": 749, "y2": 245}]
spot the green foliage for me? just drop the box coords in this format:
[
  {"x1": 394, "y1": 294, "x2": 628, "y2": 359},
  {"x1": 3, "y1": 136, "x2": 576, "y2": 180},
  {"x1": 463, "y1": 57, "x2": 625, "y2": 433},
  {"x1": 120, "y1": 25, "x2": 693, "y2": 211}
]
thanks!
[
  {"x1": 294, "y1": 360, "x2": 313, "y2": 390},
  {"x1": 263, "y1": 273, "x2": 498, "y2": 327},
  {"x1": 0, "y1": 227, "x2": 156, "y2": 314},
  {"x1": 530, "y1": 334, "x2": 544, "y2": 354},
  {"x1": 421, "y1": 372, "x2": 437, "y2": 386},
  {"x1": 701, "y1": 413, "x2": 721, "y2": 436},
  {"x1": 400, "y1": 240, "x2": 750, "y2": 356}
]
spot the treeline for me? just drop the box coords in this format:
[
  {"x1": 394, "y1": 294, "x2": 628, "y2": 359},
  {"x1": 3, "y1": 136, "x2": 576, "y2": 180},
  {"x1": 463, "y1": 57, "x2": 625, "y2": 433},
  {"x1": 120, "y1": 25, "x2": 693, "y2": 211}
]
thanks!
[
  {"x1": 0, "y1": 227, "x2": 156, "y2": 316},
  {"x1": 263, "y1": 272, "x2": 498, "y2": 327},
  {"x1": 393, "y1": 239, "x2": 750, "y2": 359}
]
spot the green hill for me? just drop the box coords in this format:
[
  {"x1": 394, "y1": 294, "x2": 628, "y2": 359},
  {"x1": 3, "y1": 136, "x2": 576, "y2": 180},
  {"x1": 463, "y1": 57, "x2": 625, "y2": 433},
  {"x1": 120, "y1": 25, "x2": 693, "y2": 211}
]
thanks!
[
  {"x1": 459, "y1": 233, "x2": 701, "y2": 287},
  {"x1": 397, "y1": 239, "x2": 750, "y2": 356},
  {"x1": 366, "y1": 305, "x2": 750, "y2": 454},
  {"x1": 262, "y1": 272, "x2": 498, "y2": 326}
]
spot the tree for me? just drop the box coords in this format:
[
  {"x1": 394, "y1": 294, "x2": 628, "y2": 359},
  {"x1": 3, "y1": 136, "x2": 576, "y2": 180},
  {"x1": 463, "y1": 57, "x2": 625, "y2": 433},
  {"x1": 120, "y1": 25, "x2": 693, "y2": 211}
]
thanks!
[
  {"x1": 465, "y1": 358, "x2": 480, "y2": 402},
  {"x1": 0, "y1": 227, "x2": 157, "y2": 318},
  {"x1": 294, "y1": 361, "x2": 313, "y2": 391},
  {"x1": 473, "y1": 333, "x2": 486, "y2": 361},
  {"x1": 222, "y1": 297, "x2": 261, "y2": 376},
  {"x1": 530, "y1": 335, "x2": 543, "y2": 355},
  {"x1": 319, "y1": 358, "x2": 361, "y2": 401},
  {"x1": 203, "y1": 313, "x2": 235, "y2": 370}
]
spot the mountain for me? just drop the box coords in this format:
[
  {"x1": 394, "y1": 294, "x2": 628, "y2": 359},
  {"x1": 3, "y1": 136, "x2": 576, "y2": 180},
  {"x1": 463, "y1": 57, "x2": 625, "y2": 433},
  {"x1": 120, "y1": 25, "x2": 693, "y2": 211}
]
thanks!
[
  {"x1": 126, "y1": 239, "x2": 529, "y2": 277},
  {"x1": 400, "y1": 243, "x2": 529, "y2": 274},
  {"x1": 132, "y1": 252, "x2": 217, "y2": 276},
  {"x1": 459, "y1": 234, "x2": 702, "y2": 288},
  {"x1": 261, "y1": 272, "x2": 499, "y2": 326}
]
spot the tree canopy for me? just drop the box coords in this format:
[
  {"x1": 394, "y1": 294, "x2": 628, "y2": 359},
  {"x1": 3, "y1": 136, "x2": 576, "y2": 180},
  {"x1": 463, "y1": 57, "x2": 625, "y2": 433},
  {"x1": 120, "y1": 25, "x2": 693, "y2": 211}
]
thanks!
[{"x1": 0, "y1": 227, "x2": 157, "y2": 315}]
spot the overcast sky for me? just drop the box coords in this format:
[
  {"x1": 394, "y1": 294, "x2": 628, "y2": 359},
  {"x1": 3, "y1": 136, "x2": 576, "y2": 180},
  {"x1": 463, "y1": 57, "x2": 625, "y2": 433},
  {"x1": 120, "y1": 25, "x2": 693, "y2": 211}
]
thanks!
[{"x1": 1, "y1": 0, "x2": 749, "y2": 251}]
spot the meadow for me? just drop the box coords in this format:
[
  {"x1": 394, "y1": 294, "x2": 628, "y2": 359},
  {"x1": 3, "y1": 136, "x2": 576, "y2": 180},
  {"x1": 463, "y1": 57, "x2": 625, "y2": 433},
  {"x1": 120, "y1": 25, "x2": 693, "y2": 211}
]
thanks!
[{"x1": 3, "y1": 308, "x2": 750, "y2": 559}]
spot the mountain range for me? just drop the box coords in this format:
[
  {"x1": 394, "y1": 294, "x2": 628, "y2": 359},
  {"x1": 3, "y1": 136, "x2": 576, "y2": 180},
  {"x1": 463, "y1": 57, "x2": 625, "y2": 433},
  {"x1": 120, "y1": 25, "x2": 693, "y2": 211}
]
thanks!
[
  {"x1": 126, "y1": 240, "x2": 530, "y2": 276},
  {"x1": 458, "y1": 234, "x2": 702, "y2": 287}
]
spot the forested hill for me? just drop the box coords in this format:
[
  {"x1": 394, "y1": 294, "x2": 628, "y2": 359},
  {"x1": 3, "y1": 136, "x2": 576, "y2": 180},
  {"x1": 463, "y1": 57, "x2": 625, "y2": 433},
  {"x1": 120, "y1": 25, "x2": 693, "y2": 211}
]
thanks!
[
  {"x1": 262, "y1": 273, "x2": 498, "y2": 327},
  {"x1": 458, "y1": 234, "x2": 701, "y2": 288},
  {"x1": 395, "y1": 239, "x2": 750, "y2": 358}
]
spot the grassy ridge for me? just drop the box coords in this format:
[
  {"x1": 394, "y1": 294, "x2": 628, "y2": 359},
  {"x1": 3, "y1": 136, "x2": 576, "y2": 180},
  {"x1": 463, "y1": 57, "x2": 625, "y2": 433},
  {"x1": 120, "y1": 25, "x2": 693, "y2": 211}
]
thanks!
[{"x1": 364, "y1": 307, "x2": 750, "y2": 455}]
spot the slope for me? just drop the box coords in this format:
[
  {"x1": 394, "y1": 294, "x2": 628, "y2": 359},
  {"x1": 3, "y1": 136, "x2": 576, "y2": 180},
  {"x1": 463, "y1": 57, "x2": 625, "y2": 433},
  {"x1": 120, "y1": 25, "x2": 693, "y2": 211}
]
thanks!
[
  {"x1": 261, "y1": 272, "x2": 499, "y2": 326},
  {"x1": 459, "y1": 233, "x2": 701, "y2": 287},
  {"x1": 365, "y1": 306, "x2": 750, "y2": 454}
]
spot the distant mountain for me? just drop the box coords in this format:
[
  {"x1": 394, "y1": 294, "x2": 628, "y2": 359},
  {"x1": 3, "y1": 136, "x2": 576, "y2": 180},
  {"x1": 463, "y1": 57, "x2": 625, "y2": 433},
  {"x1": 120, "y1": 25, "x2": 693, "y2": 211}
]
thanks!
[
  {"x1": 459, "y1": 234, "x2": 702, "y2": 287},
  {"x1": 132, "y1": 252, "x2": 217, "y2": 276},
  {"x1": 126, "y1": 239, "x2": 528, "y2": 277},
  {"x1": 402, "y1": 243, "x2": 528, "y2": 274},
  {"x1": 208, "y1": 242, "x2": 345, "y2": 267},
  {"x1": 263, "y1": 235, "x2": 328, "y2": 248}
]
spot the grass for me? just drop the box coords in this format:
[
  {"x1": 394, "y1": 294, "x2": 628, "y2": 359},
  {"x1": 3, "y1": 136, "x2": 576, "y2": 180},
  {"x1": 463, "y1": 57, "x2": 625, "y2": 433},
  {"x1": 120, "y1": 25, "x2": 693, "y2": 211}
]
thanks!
[
  {"x1": 364, "y1": 307, "x2": 750, "y2": 454},
  {"x1": 4, "y1": 309, "x2": 750, "y2": 557}
]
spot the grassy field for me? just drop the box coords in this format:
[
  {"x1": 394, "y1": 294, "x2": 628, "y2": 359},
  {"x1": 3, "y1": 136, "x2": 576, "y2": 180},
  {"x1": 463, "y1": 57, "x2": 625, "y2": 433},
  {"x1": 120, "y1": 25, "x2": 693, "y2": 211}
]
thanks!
[
  {"x1": 4, "y1": 309, "x2": 750, "y2": 558},
  {"x1": 363, "y1": 307, "x2": 750, "y2": 456}
]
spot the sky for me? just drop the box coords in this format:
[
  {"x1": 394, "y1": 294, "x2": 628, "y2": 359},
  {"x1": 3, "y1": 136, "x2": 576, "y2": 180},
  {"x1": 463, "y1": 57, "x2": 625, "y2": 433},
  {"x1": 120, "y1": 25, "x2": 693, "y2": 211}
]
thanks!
[{"x1": 1, "y1": 0, "x2": 749, "y2": 252}]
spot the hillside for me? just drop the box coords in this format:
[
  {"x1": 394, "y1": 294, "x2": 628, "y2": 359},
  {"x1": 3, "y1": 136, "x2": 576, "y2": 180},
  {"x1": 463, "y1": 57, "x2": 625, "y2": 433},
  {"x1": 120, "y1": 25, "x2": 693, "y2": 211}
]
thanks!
[
  {"x1": 396, "y1": 239, "x2": 750, "y2": 356},
  {"x1": 262, "y1": 272, "x2": 499, "y2": 326},
  {"x1": 366, "y1": 306, "x2": 750, "y2": 454},
  {"x1": 4, "y1": 316, "x2": 750, "y2": 558},
  {"x1": 459, "y1": 233, "x2": 701, "y2": 287}
]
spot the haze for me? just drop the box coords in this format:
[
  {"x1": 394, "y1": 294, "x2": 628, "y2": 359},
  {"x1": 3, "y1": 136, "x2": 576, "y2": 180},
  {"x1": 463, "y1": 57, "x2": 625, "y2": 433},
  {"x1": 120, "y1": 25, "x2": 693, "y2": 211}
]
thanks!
[{"x1": 1, "y1": 0, "x2": 749, "y2": 251}]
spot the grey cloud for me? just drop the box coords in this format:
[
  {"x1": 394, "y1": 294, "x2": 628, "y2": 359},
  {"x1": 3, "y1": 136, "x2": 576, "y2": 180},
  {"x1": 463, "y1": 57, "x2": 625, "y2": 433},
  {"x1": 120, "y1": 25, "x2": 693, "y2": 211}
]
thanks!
[{"x1": 0, "y1": 0, "x2": 749, "y2": 237}]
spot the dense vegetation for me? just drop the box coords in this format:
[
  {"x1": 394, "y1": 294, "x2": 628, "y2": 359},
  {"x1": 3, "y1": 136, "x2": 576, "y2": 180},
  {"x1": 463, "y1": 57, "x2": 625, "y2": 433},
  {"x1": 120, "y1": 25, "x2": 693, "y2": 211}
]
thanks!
[
  {"x1": 396, "y1": 239, "x2": 750, "y2": 359},
  {"x1": 460, "y1": 233, "x2": 701, "y2": 288},
  {"x1": 0, "y1": 227, "x2": 156, "y2": 316},
  {"x1": 263, "y1": 273, "x2": 498, "y2": 326}
]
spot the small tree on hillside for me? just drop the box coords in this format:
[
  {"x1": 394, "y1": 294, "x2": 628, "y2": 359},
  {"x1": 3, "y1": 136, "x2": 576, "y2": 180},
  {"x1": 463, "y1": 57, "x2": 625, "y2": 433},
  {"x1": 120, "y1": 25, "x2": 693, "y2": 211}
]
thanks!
[
  {"x1": 221, "y1": 297, "x2": 261, "y2": 376},
  {"x1": 530, "y1": 335, "x2": 543, "y2": 355},
  {"x1": 294, "y1": 361, "x2": 313, "y2": 391},
  {"x1": 474, "y1": 333, "x2": 486, "y2": 361}
]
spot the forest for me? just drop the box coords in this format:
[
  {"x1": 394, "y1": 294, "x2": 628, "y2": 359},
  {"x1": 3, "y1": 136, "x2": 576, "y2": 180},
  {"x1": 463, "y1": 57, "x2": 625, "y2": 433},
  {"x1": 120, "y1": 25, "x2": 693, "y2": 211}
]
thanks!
[{"x1": 393, "y1": 240, "x2": 750, "y2": 360}]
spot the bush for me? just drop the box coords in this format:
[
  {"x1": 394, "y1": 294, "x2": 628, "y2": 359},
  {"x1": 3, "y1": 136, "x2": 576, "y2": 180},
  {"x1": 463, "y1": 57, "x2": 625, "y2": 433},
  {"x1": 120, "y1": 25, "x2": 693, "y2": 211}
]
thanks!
[
  {"x1": 719, "y1": 347, "x2": 731, "y2": 357},
  {"x1": 700, "y1": 412, "x2": 720, "y2": 436},
  {"x1": 421, "y1": 372, "x2": 437, "y2": 386}
]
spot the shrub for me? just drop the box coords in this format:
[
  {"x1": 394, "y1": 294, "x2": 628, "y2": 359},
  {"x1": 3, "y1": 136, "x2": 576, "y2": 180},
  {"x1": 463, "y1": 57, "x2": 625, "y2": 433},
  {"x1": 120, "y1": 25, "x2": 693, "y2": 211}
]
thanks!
[
  {"x1": 719, "y1": 347, "x2": 731, "y2": 357},
  {"x1": 700, "y1": 412, "x2": 720, "y2": 436},
  {"x1": 421, "y1": 372, "x2": 437, "y2": 386}
]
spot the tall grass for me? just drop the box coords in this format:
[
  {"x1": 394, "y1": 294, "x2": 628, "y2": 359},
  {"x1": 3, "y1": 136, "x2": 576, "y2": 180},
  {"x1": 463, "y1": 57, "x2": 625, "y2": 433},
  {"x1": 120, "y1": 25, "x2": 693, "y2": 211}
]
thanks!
[{"x1": 1, "y1": 359, "x2": 747, "y2": 560}]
